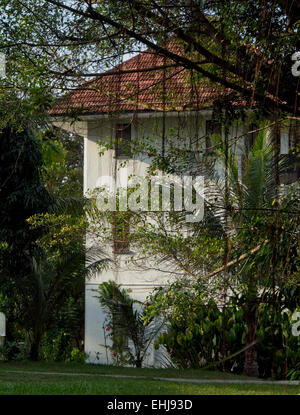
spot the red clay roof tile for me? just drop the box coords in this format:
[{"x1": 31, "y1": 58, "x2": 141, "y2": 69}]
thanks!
[{"x1": 49, "y1": 44, "x2": 235, "y2": 115}]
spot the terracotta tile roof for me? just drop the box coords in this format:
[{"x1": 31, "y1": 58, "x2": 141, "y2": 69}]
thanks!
[{"x1": 49, "y1": 43, "x2": 235, "y2": 116}]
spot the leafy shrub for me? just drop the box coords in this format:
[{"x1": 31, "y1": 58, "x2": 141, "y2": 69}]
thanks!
[
  {"x1": 95, "y1": 281, "x2": 160, "y2": 368},
  {"x1": 39, "y1": 328, "x2": 73, "y2": 361},
  {"x1": 152, "y1": 292, "x2": 245, "y2": 372},
  {"x1": 287, "y1": 362, "x2": 300, "y2": 381},
  {"x1": 146, "y1": 282, "x2": 300, "y2": 378},
  {"x1": 65, "y1": 347, "x2": 88, "y2": 363},
  {"x1": 257, "y1": 304, "x2": 300, "y2": 379},
  {"x1": 0, "y1": 341, "x2": 26, "y2": 361}
]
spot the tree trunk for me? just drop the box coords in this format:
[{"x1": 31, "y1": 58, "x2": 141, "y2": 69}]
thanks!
[
  {"x1": 29, "y1": 331, "x2": 42, "y2": 361},
  {"x1": 243, "y1": 300, "x2": 259, "y2": 377},
  {"x1": 135, "y1": 353, "x2": 142, "y2": 368}
]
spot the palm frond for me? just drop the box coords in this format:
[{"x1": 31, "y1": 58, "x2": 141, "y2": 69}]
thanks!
[{"x1": 49, "y1": 197, "x2": 87, "y2": 216}]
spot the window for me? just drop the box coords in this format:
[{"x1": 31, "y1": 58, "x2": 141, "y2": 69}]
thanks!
[
  {"x1": 280, "y1": 122, "x2": 300, "y2": 183},
  {"x1": 115, "y1": 124, "x2": 131, "y2": 158},
  {"x1": 205, "y1": 120, "x2": 221, "y2": 154},
  {"x1": 288, "y1": 120, "x2": 300, "y2": 150},
  {"x1": 112, "y1": 214, "x2": 131, "y2": 254}
]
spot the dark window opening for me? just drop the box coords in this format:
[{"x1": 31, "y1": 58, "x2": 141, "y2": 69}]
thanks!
[
  {"x1": 280, "y1": 122, "x2": 300, "y2": 184},
  {"x1": 112, "y1": 215, "x2": 131, "y2": 254},
  {"x1": 288, "y1": 120, "x2": 300, "y2": 150},
  {"x1": 115, "y1": 124, "x2": 131, "y2": 158}
]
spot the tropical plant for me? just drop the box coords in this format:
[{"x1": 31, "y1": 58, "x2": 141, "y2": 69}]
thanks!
[
  {"x1": 137, "y1": 123, "x2": 299, "y2": 376},
  {"x1": 225, "y1": 129, "x2": 299, "y2": 376},
  {"x1": 145, "y1": 279, "x2": 299, "y2": 378},
  {"x1": 41, "y1": 126, "x2": 83, "y2": 198},
  {"x1": 181, "y1": 122, "x2": 300, "y2": 376},
  {"x1": 0, "y1": 121, "x2": 52, "y2": 252},
  {"x1": 148, "y1": 281, "x2": 246, "y2": 371},
  {"x1": 0, "y1": 116, "x2": 108, "y2": 360},
  {"x1": 96, "y1": 280, "x2": 161, "y2": 368},
  {"x1": 19, "y1": 212, "x2": 109, "y2": 360},
  {"x1": 0, "y1": 121, "x2": 52, "y2": 357}
]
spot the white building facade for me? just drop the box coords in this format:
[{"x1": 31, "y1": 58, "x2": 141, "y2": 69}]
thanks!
[
  {"x1": 51, "y1": 110, "x2": 293, "y2": 366},
  {"x1": 50, "y1": 47, "x2": 296, "y2": 366}
]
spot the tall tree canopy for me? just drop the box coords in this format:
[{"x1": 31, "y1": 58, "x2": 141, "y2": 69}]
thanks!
[
  {"x1": 0, "y1": 0, "x2": 299, "y2": 116},
  {"x1": 0, "y1": 123, "x2": 52, "y2": 250}
]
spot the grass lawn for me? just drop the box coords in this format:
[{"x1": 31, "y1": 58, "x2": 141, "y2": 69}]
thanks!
[{"x1": 0, "y1": 361, "x2": 299, "y2": 395}]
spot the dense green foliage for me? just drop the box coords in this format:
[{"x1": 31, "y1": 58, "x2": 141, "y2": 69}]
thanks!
[
  {"x1": 96, "y1": 281, "x2": 160, "y2": 368},
  {"x1": 41, "y1": 127, "x2": 83, "y2": 198},
  {"x1": 146, "y1": 281, "x2": 299, "y2": 379},
  {"x1": 0, "y1": 1, "x2": 299, "y2": 115},
  {"x1": 0, "y1": 123, "x2": 52, "y2": 355},
  {"x1": 0, "y1": 123, "x2": 52, "y2": 249},
  {"x1": 0, "y1": 120, "x2": 89, "y2": 361}
]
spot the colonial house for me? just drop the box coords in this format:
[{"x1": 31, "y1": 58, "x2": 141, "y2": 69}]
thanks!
[{"x1": 49, "y1": 44, "x2": 298, "y2": 366}]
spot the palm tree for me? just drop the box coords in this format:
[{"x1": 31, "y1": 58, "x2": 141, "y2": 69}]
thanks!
[
  {"x1": 23, "y1": 245, "x2": 109, "y2": 361},
  {"x1": 208, "y1": 125, "x2": 299, "y2": 376},
  {"x1": 96, "y1": 280, "x2": 161, "y2": 368}
]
